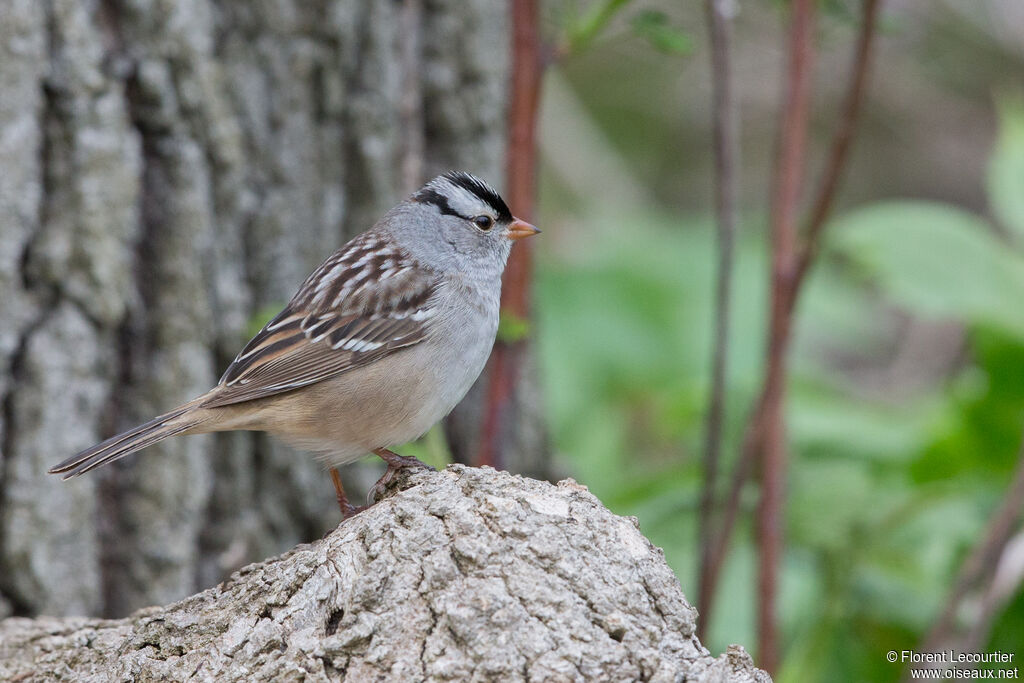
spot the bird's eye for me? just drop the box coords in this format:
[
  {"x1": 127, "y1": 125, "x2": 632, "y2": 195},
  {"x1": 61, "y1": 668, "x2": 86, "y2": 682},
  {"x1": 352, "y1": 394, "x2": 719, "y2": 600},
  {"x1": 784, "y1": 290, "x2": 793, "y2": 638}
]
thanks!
[{"x1": 472, "y1": 215, "x2": 494, "y2": 231}]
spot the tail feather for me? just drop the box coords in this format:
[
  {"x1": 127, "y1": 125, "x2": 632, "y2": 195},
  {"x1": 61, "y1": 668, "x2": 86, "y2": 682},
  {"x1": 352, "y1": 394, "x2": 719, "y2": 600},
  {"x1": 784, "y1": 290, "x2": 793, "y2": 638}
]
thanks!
[{"x1": 49, "y1": 404, "x2": 200, "y2": 479}]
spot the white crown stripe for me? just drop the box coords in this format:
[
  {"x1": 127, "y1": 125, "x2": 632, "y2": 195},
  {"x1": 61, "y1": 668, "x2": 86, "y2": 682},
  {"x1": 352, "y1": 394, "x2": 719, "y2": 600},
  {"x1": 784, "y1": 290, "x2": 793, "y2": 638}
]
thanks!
[{"x1": 430, "y1": 178, "x2": 496, "y2": 220}]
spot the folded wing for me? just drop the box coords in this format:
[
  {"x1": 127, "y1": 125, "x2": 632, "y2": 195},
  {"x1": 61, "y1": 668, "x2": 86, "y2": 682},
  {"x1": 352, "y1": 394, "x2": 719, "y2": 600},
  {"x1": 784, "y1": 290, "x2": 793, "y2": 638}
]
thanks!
[{"x1": 203, "y1": 234, "x2": 439, "y2": 408}]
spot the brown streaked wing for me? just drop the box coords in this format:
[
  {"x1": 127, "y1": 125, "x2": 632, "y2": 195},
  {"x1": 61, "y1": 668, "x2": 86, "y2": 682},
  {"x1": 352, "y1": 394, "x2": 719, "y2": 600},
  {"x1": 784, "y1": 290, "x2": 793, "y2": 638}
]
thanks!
[{"x1": 203, "y1": 258, "x2": 439, "y2": 408}]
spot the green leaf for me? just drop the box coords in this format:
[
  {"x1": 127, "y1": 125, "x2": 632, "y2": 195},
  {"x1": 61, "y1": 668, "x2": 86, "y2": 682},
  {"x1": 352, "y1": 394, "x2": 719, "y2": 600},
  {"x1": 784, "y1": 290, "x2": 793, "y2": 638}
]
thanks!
[
  {"x1": 497, "y1": 310, "x2": 531, "y2": 343},
  {"x1": 789, "y1": 385, "x2": 940, "y2": 464},
  {"x1": 831, "y1": 201, "x2": 1024, "y2": 339},
  {"x1": 913, "y1": 328, "x2": 1024, "y2": 482},
  {"x1": 565, "y1": 0, "x2": 635, "y2": 56},
  {"x1": 630, "y1": 10, "x2": 693, "y2": 56},
  {"x1": 988, "y1": 91, "x2": 1024, "y2": 244}
]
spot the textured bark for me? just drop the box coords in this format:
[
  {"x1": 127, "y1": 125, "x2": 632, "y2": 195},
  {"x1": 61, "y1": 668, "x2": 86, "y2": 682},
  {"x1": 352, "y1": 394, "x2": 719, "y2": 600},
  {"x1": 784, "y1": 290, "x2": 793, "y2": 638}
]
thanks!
[
  {"x1": 0, "y1": 0, "x2": 508, "y2": 620},
  {"x1": 0, "y1": 466, "x2": 769, "y2": 682}
]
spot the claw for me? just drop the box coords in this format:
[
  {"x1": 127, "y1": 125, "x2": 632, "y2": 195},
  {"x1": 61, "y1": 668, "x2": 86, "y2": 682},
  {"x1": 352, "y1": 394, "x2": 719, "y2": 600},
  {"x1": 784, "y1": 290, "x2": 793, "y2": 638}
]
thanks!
[{"x1": 367, "y1": 448, "x2": 434, "y2": 504}]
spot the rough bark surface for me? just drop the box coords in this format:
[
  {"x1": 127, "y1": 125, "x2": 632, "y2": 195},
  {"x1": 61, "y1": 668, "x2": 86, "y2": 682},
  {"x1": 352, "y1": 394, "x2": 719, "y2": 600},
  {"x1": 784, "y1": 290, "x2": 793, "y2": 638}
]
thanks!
[
  {"x1": 0, "y1": 466, "x2": 768, "y2": 682},
  {"x1": 0, "y1": 0, "x2": 509, "y2": 619}
]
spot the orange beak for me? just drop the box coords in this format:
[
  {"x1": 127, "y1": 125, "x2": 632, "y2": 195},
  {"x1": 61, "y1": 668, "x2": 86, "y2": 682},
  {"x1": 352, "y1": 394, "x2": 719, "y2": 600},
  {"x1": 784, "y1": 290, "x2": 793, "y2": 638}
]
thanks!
[{"x1": 507, "y1": 217, "x2": 541, "y2": 241}]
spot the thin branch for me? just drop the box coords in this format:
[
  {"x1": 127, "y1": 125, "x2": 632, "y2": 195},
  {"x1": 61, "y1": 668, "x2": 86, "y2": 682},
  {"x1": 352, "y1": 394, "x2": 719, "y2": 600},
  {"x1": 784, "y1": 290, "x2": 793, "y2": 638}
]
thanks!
[
  {"x1": 698, "y1": 0, "x2": 883, "y2": 650},
  {"x1": 697, "y1": 0, "x2": 740, "y2": 642},
  {"x1": 963, "y1": 530, "x2": 1024, "y2": 657},
  {"x1": 478, "y1": 0, "x2": 543, "y2": 469},
  {"x1": 919, "y1": 426, "x2": 1024, "y2": 659},
  {"x1": 756, "y1": 0, "x2": 816, "y2": 671},
  {"x1": 794, "y1": 0, "x2": 881, "y2": 291},
  {"x1": 700, "y1": 393, "x2": 767, "y2": 630}
]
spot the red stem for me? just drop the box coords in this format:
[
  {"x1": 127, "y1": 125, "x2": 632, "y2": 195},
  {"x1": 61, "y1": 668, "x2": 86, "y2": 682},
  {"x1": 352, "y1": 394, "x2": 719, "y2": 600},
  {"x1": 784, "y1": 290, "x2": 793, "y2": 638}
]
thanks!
[
  {"x1": 699, "y1": 0, "x2": 882, "y2": 654},
  {"x1": 758, "y1": 0, "x2": 816, "y2": 672},
  {"x1": 795, "y1": 0, "x2": 881, "y2": 291},
  {"x1": 477, "y1": 0, "x2": 543, "y2": 468}
]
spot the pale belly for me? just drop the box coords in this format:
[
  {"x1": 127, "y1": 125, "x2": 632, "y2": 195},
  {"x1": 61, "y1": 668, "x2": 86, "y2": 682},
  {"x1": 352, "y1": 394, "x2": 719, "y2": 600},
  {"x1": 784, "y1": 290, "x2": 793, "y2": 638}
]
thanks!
[{"x1": 229, "y1": 313, "x2": 497, "y2": 465}]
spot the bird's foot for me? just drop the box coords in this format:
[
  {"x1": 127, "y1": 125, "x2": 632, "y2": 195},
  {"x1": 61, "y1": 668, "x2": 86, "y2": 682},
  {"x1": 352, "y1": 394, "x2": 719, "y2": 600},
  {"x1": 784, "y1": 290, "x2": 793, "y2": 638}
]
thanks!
[
  {"x1": 373, "y1": 447, "x2": 434, "y2": 472},
  {"x1": 330, "y1": 467, "x2": 366, "y2": 519},
  {"x1": 367, "y1": 448, "x2": 434, "y2": 504}
]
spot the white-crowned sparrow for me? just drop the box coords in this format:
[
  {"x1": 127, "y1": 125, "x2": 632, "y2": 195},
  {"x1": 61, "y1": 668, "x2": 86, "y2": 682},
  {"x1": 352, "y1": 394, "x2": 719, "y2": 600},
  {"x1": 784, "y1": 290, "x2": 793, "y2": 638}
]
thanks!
[{"x1": 50, "y1": 171, "x2": 539, "y2": 513}]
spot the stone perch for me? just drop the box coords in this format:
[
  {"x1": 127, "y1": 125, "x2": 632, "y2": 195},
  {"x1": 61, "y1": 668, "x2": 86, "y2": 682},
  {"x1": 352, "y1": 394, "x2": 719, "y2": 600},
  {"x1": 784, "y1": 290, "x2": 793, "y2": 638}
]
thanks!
[{"x1": 0, "y1": 466, "x2": 770, "y2": 682}]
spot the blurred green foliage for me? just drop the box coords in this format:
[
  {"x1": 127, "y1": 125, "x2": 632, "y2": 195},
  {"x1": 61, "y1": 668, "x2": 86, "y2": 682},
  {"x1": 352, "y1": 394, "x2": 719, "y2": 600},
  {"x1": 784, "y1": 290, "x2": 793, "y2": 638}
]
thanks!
[
  {"x1": 535, "y1": 94, "x2": 1024, "y2": 680},
  {"x1": 559, "y1": 0, "x2": 692, "y2": 57},
  {"x1": 629, "y1": 10, "x2": 694, "y2": 56}
]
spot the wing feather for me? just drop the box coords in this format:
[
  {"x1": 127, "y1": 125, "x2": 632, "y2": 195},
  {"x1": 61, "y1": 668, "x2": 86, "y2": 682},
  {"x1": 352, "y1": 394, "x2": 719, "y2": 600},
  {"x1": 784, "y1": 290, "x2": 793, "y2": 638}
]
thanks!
[{"x1": 203, "y1": 234, "x2": 439, "y2": 408}]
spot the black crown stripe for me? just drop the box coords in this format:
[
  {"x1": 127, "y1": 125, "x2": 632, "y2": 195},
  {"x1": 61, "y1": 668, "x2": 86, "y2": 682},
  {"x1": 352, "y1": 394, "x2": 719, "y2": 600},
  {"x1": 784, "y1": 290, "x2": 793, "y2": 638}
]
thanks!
[
  {"x1": 412, "y1": 172, "x2": 513, "y2": 223},
  {"x1": 443, "y1": 171, "x2": 513, "y2": 222},
  {"x1": 413, "y1": 188, "x2": 462, "y2": 218}
]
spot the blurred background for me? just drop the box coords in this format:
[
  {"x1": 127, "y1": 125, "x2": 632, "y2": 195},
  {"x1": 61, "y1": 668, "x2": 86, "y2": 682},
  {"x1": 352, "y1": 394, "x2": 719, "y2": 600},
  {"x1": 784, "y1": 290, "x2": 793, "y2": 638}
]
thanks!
[
  {"x1": 1, "y1": 0, "x2": 1023, "y2": 681},
  {"x1": 535, "y1": 0, "x2": 1024, "y2": 680}
]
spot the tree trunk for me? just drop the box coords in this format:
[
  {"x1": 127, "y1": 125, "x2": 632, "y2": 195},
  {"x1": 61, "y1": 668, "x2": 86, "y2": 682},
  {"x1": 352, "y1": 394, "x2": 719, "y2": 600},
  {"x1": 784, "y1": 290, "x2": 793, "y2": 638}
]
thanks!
[
  {"x1": 0, "y1": 466, "x2": 769, "y2": 682},
  {"x1": 0, "y1": 0, "x2": 510, "y2": 619}
]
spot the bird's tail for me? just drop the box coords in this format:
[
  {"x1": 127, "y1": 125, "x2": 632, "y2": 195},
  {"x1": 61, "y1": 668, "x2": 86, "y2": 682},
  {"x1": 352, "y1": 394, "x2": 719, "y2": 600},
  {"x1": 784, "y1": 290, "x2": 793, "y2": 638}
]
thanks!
[{"x1": 48, "y1": 401, "x2": 203, "y2": 479}]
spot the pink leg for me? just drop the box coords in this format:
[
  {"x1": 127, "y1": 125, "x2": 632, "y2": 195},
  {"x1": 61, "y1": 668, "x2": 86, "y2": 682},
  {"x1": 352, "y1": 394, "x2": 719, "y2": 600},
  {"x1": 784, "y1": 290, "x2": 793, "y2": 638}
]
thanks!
[{"x1": 330, "y1": 467, "x2": 365, "y2": 519}]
